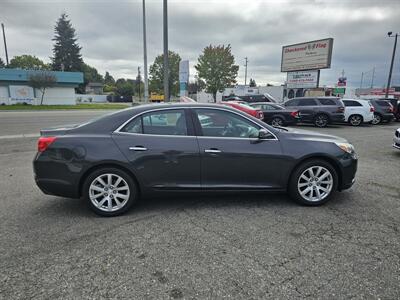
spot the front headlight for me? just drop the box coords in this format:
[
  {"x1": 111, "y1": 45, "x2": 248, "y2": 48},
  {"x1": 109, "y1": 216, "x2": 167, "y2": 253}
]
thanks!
[{"x1": 335, "y1": 142, "x2": 355, "y2": 154}]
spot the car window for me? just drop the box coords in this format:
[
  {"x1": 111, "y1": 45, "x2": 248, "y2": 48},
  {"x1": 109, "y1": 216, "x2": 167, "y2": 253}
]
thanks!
[
  {"x1": 376, "y1": 101, "x2": 390, "y2": 107},
  {"x1": 318, "y1": 98, "x2": 336, "y2": 105},
  {"x1": 265, "y1": 104, "x2": 277, "y2": 110},
  {"x1": 251, "y1": 104, "x2": 262, "y2": 109},
  {"x1": 121, "y1": 109, "x2": 187, "y2": 136},
  {"x1": 285, "y1": 99, "x2": 299, "y2": 106},
  {"x1": 195, "y1": 108, "x2": 261, "y2": 138},
  {"x1": 343, "y1": 100, "x2": 362, "y2": 107},
  {"x1": 298, "y1": 98, "x2": 317, "y2": 106}
]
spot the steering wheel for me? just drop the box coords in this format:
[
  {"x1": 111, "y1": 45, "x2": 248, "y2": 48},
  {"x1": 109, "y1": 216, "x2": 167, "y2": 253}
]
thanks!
[{"x1": 221, "y1": 122, "x2": 235, "y2": 136}]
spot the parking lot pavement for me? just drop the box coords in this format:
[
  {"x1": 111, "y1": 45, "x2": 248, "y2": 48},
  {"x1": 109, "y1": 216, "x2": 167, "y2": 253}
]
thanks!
[{"x1": 0, "y1": 113, "x2": 399, "y2": 298}]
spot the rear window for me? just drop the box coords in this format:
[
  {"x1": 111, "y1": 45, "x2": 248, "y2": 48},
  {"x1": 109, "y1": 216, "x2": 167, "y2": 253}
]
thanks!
[
  {"x1": 376, "y1": 101, "x2": 390, "y2": 107},
  {"x1": 285, "y1": 99, "x2": 299, "y2": 106},
  {"x1": 318, "y1": 98, "x2": 337, "y2": 105},
  {"x1": 343, "y1": 100, "x2": 362, "y2": 107}
]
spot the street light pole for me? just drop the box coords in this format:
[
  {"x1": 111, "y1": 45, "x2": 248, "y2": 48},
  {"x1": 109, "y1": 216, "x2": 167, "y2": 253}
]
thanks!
[
  {"x1": 386, "y1": 32, "x2": 398, "y2": 98},
  {"x1": 142, "y1": 0, "x2": 149, "y2": 102},
  {"x1": 163, "y1": 0, "x2": 169, "y2": 102},
  {"x1": 1, "y1": 23, "x2": 9, "y2": 66},
  {"x1": 360, "y1": 72, "x2": 364, "y2": 89},
  {"x1": 244, "y1": 57, "x2": 248, "y2": 86}
]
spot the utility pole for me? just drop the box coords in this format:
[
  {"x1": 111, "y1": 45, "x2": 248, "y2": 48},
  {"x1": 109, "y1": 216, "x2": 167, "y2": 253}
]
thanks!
[
  {"x1": 137, "y1": 66, "x2": 141, "y2": 102},
  {"x1": 142, "y1": 0, "x2": 149, "y2": 102},
  {"x1": 163, "y1": 0, "x2": 169, "y2": 102},
  {"x1": 386, "y1": 32, "x2": 398, "y2": 98},
  {"x1": 360, "y1": 72, "x2": 364, "y2": 89},
  {"x1": 371, "y1": 66, "x2": 375, "y2": 88},
  {"x1": 244, "y1": 57, "x2": 248, "y2": 86},
  {"x1": 1, "y1": 23, "x2": 9, "y2": 66}
]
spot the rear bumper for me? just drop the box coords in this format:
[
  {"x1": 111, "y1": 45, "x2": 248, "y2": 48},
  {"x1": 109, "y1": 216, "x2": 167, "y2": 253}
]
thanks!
[
  {"x1": 393, "y1": 136, "x2": 400, "y2": 150},
  {"x1": 381, "y1": 113, "x2": 395, "y2": 121},
  {"x1": 330, "y1": 114, "x2": 346, "y2": 122}
]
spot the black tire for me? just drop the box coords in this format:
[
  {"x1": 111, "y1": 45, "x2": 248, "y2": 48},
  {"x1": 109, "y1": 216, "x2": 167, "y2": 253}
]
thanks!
[
  {"x1": 314, "y1": 114, "x2": 329, "y2": 127},
  {"x1": 271, "y1": 116, "x2": 285, "y2": 127},
  {"x1": 83, "y1": 167, "x2": 138, "y2": 217},
  {"x1": 371, "y1": 113, "x2": 382, "y2": 125},
  {"x1": 348, "y1": 114, "x2": 363, "y2": 126},
  {"x1": 288, "y1": 159, "x2": 338, "y2": 206}
]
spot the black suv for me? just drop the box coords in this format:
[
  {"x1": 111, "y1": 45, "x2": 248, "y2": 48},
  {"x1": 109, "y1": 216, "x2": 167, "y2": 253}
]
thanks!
[
  {"x1": 368, "y1": 99, "x2": 395, "y2": 124},
  {"x1": 284, "y1": 97, "x2": 345, "y2": 127}
]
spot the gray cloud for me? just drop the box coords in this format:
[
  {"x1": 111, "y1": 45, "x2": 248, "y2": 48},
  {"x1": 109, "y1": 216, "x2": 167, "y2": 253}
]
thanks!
[{"x1": 1, "y1": 0, "x2": 399, "y2": 88}]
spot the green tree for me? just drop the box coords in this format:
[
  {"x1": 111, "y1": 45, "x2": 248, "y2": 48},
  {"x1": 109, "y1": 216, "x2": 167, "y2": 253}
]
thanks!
[
  {"x1": 149, "y1": 50, "x2": 181, "y2": 97},
  {"x1": 114, "y1": 78, "x2": 134, "y2": 97},
  {"x1": 0, "y1": 58, "x2": 6, "y2": 68},
  {"x1": 28, "y1": 72, "x2": 57, "y2": 105},
  {"x1": 51, "y1": 13, "x2": 83, "y2": 72},
  {"x1": 9, "y1": 55, "x2": 49, "y2": 70},
  {"x1": 249, "y1": 78, "x2": 256, "y2": 87},
  {"x1": 104, "y1": 71, "x2": 115, "y2": 85},
  {"x1": 195, "y1": 44, "x2": 239, "y2": 102},
  {"x1": 82, "y1": 63, "x2": 103, "y2": 83}
]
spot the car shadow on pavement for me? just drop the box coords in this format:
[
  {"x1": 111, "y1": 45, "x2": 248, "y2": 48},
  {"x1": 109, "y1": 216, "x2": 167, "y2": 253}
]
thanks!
[{"x1": 37, "y1": 190, "x2": 352, "y2": 218}]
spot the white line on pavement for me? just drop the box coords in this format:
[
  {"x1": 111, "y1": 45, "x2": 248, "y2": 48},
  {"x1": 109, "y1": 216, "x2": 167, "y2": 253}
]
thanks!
[{"x1": 0, "y1": 133, "x2": 40, "y2": 139}]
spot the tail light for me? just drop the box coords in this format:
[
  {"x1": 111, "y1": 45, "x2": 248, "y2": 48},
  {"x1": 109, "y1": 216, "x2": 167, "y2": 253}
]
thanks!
[
  {"x1": 38, "y1": 136, "x2": 57, "y2": 152},
  {"x1": 388, "y1": 104, "x2": 394, "y2": 113},
  {"x1": 370, "y1": 106, "x2": 375, "y2": 112},
  {"x1": 290, "y1": 111, "x2": 300, "y2": 118},
  {"x1": 337, "y1": 106, "x2": 345, "y2": 113},
  {"x1": 257, "y1": 111, "x2": 264, "y2": 119}
]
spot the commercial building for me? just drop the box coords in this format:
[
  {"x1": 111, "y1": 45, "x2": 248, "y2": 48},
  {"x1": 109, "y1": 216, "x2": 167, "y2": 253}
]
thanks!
[{"x1": 0, "y1": 68, "x2": 83, "y2": 105}]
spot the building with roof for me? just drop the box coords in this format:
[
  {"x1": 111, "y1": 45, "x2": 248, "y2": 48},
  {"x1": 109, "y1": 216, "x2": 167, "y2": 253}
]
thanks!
[{"x1": 0, "y1": 68, "x2": 84, "y2": 105}]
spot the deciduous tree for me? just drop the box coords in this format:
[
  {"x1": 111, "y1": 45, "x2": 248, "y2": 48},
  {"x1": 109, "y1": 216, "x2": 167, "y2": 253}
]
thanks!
[
  {"x1": 195, "y1": 44, "x2": 239, "y2": 102},
  {"x1": 9, "y1": 55, "x2": 49, "y2": 70},
  {"x1": 149, "y1": 51, "x2": 181, "y2": 97},
  {"x1": 28, "y1": 72, "x2": 57, "y2": 105}
]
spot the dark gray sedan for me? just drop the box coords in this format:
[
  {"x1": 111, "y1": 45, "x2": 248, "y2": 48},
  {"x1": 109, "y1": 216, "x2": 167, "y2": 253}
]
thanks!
[{"x1": 34, "y1": 103, "x2": 358, "y2": 216}]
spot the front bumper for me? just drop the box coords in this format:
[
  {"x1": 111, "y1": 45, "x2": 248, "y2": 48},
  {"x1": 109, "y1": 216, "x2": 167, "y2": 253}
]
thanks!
[
  {"x1": 393, "y1": 135, "x2": 400, "y2": 150},
  {"x1": 331, "y1": 114, "x2": 346, "y2": 123},
  {"x1": 339, "y1": 155, "x2": 358, "y2": 191}
]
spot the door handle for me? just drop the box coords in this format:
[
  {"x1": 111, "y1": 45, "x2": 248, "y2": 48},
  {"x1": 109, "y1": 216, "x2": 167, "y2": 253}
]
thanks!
[
  {"x1": 205, "y1": 149, "x2": 221, "y2": 153},
  {"x1": 129, "y1": 146, "x2": 148, "y2": 151}
]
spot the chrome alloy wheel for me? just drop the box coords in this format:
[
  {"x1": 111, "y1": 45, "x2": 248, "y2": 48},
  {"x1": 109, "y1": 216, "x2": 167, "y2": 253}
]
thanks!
[
  {"x1": 371, "y1": 114, "x2": 381, "y2": 125},
  {"x1": 349, "y1": 115, "x2": 362, "y2": 126},
  {"x1": 271, "y1": 117, "x2": 284, "y2": 127},
  {"x1": 89, "y1": 173, "x2": 130, "y2": 212},
  {"x1": 297, "y1": 166, "x2": 333, "y2": 202}
]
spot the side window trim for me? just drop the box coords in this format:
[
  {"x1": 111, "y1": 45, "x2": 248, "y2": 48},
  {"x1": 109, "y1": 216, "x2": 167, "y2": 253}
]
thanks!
[{"x1": 115, "y1": 108, "x2": 195, "y2": 137}]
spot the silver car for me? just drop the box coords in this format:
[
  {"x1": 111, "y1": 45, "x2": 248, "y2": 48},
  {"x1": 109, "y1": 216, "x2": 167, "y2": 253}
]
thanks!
[{"x1": 394, "y1": 128, "x2": 400, "y2": 150}]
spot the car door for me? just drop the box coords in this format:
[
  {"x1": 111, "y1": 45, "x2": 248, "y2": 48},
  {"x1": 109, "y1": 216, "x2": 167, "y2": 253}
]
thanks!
[
  {"x1": 296, "y1": 98, "x2": 318, "y2": 122},
  {"x1": 112, "y1": 108, "x2": 201, "y2": 190},
  {"x1": 191, "y1": 107, "x2": 284, "y2": 190}
]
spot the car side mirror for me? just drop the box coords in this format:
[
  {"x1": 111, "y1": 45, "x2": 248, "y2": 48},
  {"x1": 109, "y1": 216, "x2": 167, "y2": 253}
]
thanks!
[{"x1": 258, "y1": 129, "x2": 271, "y2": 139}]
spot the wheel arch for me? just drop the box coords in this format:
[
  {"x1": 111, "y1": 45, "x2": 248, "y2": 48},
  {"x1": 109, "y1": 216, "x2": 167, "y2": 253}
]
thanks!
[
  {"x1": 348, "y1": 114, "x2": 364, "y2": 124},
  {"x1": 287, "y1": 155, "x2": 342, "y2": 191},
  {"x1": 78, "y1": 162, "x2": 141, "y2": 198}
]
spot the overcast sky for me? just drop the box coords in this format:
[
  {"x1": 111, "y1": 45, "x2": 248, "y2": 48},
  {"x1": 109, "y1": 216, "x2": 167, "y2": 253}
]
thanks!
[{"x1": 1, "y1": 0, "x2": 400, "y2": 88}]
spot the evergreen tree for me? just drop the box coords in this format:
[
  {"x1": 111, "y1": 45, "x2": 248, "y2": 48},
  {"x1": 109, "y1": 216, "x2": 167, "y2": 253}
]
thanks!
[
  {"x1": 51, "y1": 13, "x2": 83, "y2": 72},
  {"x1": 149, "y1": 51, "x2": 181, "y2": 97},
  {"x1": 104, "y1": 71, "x2": 115, "y2": 85},
  {"x1": 249, "y1": 78, "x2": 256, "y2": 87}
]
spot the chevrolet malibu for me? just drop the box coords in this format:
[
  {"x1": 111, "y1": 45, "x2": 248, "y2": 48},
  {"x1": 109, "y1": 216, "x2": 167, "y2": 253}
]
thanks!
[{"x1": 34, "y1": 103, "x2": 358, "y2": 216}]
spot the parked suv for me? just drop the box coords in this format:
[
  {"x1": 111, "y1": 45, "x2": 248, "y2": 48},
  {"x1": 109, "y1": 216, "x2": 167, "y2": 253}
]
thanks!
[
  {"x1": 342, "y1": 99, "x2": 374, "y2": 126},
  {"x1": 284, "y1": 97, "x2": 345, "y2": 127},
  {"x1": 367, "y1": 99, "x2": 395, "y2": 125}
]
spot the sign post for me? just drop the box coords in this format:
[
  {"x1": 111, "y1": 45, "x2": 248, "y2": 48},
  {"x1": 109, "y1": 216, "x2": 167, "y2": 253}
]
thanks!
[{"x1": 179, "y1": 60, "x2": 189, "y2": 97}]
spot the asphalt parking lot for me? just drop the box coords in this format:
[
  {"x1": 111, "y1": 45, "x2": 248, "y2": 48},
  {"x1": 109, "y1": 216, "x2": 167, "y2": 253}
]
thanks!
[{"x1": 1, "y1": 110, "x2": 399, "y2": 299}]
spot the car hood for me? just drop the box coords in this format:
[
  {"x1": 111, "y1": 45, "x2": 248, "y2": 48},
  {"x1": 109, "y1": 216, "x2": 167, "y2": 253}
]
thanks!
[{"x1": 279, "y1": 127, "x2": 348, "y2": 143}]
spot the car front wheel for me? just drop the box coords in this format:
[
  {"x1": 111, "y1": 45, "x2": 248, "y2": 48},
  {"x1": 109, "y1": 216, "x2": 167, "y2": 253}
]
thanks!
[
  {"x1": 83, "y1": 167, "x2": 137, "y2": 216},
  {"x1": 289, "y1": 160, "x2": 338, "y2": 206}
]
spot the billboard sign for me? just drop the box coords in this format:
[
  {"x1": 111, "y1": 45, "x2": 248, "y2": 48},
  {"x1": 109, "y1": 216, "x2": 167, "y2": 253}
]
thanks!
[
  {"x1": 287, "y1": 70, "x2": 320, "y2": 88},
  {"x1": 9, "y1": 85, "x2": 35, "y2": 104},
  {"x1": 281, "y1": 38, "x2": 333, "y2": 72}
]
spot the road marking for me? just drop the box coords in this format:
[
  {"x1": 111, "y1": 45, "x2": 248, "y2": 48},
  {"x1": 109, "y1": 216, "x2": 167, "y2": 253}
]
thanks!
[{"x1": 0, "y1": 133, "x2": 40, "y2": 139}]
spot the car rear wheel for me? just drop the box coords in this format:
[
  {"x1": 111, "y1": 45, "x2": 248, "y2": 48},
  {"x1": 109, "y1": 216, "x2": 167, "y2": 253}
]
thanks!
[
  {"x1": 83, "y1": 167, "x2": 137, "y2": 216},
  {"x1": 289, "y1": 160, "x2": 338, "y2": 206},
  {"x1": 314, "y1": 114, "x2": 329, "y2": 127},
  {"x1": 349, "y1": 114, "x2": 363, "y2": 126},
  {"x1": 371, "y1": 113, "x2": 382, "y2": 125},
  {"x1": 271, "y1": 116, "x2": 285, "y2": 127}
]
